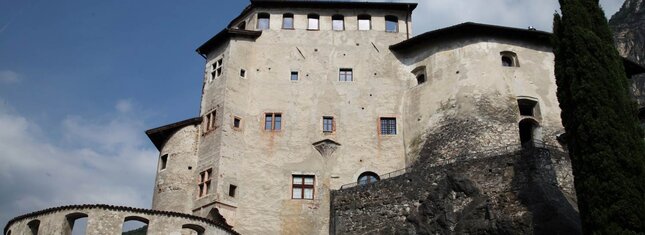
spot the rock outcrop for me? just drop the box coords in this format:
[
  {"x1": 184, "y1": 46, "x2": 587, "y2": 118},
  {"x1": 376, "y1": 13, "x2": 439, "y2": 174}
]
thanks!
[{"x1": 610, "y1": 0, "x2": 645, "y2": 106}]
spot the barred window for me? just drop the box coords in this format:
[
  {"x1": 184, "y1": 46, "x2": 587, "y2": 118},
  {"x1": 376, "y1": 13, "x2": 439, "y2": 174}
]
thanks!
[
  {"x1": 292, "y1": 175, "x2": 314, "y2": 200},
  {"x1": 339, "y1": 68, "x2": 353, "y2": 81},
  {"x1": 380, "y1": 117, "x2": 397, "y2": 135}
]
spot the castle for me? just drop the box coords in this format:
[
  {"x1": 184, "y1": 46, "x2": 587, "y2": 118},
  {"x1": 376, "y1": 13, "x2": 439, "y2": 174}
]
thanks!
[{"x1": 5, "y1": 1, "x2": 645, "y2": 234}]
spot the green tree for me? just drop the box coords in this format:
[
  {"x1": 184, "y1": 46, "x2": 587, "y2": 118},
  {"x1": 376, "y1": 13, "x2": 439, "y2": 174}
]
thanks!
[{"x1": 553, "y1": 0, "x2": 645, "y2": 233}]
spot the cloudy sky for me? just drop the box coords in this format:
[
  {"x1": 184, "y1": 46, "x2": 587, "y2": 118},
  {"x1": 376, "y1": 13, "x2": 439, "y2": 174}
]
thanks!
[{"x1": 0, "y1": 0, "x2": 625, "y2": 228}]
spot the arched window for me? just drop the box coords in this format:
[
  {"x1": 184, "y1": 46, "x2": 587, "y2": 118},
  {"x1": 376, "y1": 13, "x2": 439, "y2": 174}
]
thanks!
[
  {"x1": 27, "y1": 220, "x2": 40, "y2": 235},
  {"x1": 358, "y1": 172, "x2": 380, "y2": 185},
  {"x1": 257, "y1": 13, "x2": 270, "y2": 30},
  {"x1": 332, "y1": 15, "x2": 344, "y2": 31},
  {"x1": 64, "y1": 212, "x2": 88, "y2": 235},
  {"x1": 122, "y1": 216, "x2": 148, "y2": 234},
  {"x1": 182, "y1": 224, "x2": 205, "y2": 235},
  {"x1": 307, "y1": 14, "x2": 320, "y2": 30},
  {"x1": 500, "y1": 51, "x2": 519, "y2": 67},
  {"x1": 385, "y1": 15, "x2": 398, "y2": 32},
  {"x1": 412, "y1": 66, "x2": 427, "y2": 85},
  {"x1": 358, "y1": 15, "x2": 371, "y2": 31},
  {"x1": 237, "y1": 21, "x2": 246, "y2": 30},
  {"x1": 282, "y1": 13, "x2": 294, "y2": 29},
  {"x1": 519, "y1": 119, "x2": 541, "y2": 148}
]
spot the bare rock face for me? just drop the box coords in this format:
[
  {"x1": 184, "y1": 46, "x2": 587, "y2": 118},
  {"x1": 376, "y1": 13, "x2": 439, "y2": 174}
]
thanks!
[{"x1": 609, "y1": 0, "x2": 645, "y2": 106}]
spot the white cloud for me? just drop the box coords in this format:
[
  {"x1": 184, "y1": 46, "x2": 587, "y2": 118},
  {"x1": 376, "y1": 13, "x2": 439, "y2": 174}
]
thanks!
[
  {"x1": 116, "y1": 99, "x2": 133, "y2": 113},
  {"x1": 0, "y1": 100, "x2": 157, "y2": 227},
  {"x1": 0, "y1": 70, "x2": 20, "y2": 84}
]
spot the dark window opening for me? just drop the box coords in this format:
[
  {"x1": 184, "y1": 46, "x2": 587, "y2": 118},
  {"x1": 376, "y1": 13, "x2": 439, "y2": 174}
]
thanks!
[
  {"x1": 519, "y1": 119, "x2": 539, "y2": 148},
  {"x1": 28, "y1": 220, "x2": 40, "y2": 235},
  {"x1": 500, "y1": 51, "x2": 519, "y2": 67},
  {"x1": 332, "y1": 15, "x2": 344, "y2": 31},
  {"x1": 638, "y1": 108, "x2": 645, "y2": 123},
  {"x1": 240, "y1": 69, "x2": 246, "y2": 78},
  {"x1": 233, "y1": 117, "x2": 241, "y2": 128},
  {"x1": 292, "y1": 175, "x2": 314, "y2": 199},
  {"x1": 265, "y1": 113, "x2": 282, "y2": 131},
  {"x1": 518, "y1": 99, "x2": 538, "y2": 116},
  {"x1": 380, "y1": 117, "x2": 397, "y2": 135},
  {"x1": 257, "y1": 13, "x2": 270, "y2": 30},
  {"x1": 323, "y1": 116, "x2": 334, "y2": 133},
  {"x1": 291, "y1": 71, "x2": 299, "y2": 81},
  {"x1": 198, "y1": 169, "x2": 212, "y2": 197},
  {"x1": 339, "y1": 68, "x2": 353, "y2": 81},
  {"x1": 160, "y1": 154, "x2": 168, "y2": 171},
  {"x1": 229, "y1": 184, "x2": 237, "y2": 197},
  {"x1": 385, "y1": 15, "x2": 398, "y2": 32},
  {"x1": 65, "y1": 212, "x2": 88, "y2": 235},
  {"x1": 282, "y1": 13, "x2": 294, "y2": 29},
  {"x1": 308, "y1": 14, "x2": 320, "y2": 30},
  {"x1": 358, "y1": 172, "x2": 380, "y2": 185},
  {"x1": 416, "y1": 74, "x2": 426, "y2": 85}
]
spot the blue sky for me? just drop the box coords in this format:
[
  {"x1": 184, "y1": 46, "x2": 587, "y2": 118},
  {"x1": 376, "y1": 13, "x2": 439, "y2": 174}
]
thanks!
[{"x1": 0, "y1": 0, "x2": 624, "y2": 228}]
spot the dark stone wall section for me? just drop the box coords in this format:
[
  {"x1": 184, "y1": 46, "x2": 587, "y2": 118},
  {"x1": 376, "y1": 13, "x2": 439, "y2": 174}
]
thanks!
[{"x1": 331, "y1": 147, "x2": 580, "y2": 235}]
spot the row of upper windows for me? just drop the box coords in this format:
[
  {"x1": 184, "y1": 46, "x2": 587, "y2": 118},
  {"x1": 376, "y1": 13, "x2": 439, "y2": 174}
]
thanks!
[
  {"x1": 241, "y1": 13, "x2": 399, "y2": 32},
  {"x1": 200, "y1": 110, "x2": 397, "y2": 135}
]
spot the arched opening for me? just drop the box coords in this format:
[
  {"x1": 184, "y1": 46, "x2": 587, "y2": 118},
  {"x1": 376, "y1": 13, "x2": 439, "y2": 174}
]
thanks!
[
  {"x1": 207, "y1": 208, "x2": 228, "y2": 225},
  {"x1": 64, "y1": 212, "x2": 88, "y2": 235},
  {"x1": 411, "y1": 66, "x2": 427, "y2": 85},
  {"x1": 307, "y1": 14, "x2": 320, "y2": 30},
  {"x1": 500, "y1": 51, "x2": 519, "y2": 67},
  {"x1": 236, "y1": 21, "x2": 246, "y2": 30},
  {"x1": 385, "y1": 15, "x2": 398, "y2": 32},
  {"x1": 358, "y1": 15, "x2": 371, "y2": 30},
  {"x1": 282, "y1": 13, "x2": 294, "y2": 29},
  {"x1": 7, "y1": 230, "x2": 11, "y2": 235},
  {"x1": 332, "y1": 15, "x2": 344, "y2": 31},
  {"x1": 122, "y1": 216, "x2": 148, "y2": 235},
  {"x1": 519, "y1": 119, "x2": 541, "y2": 148},
  {"x1": 358, "y1": 171, "x2": 380, "y2": 186},
  {"x1": 27, "y1": 220, "x2": 40, "y2": 235},
  {"x1": 257, "y1": 13, "x2": 270, "y2": 30},
  {"x1": 181, "y1": 224, "x2": 205, "y2": 235}
]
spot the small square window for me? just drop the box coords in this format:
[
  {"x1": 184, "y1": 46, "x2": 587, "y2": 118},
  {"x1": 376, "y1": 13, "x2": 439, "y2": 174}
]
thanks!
[
  {"x1": 291, "y1": 71, "x2": 299, "y2": 81},
  {"x1": 339, "y1": 68, "x2": 353, "y2": 82},
  {"x1": 233, "y1": 117, "x2": 241, "y2": 129},
  {"x1": 265, "y1": 113, "x2": 282, "y2": 131},
  {"x1": 518, "y1": 99, "x2": 538, "y2": 116},
  {"x1": 323, "y1": 116, "x2": 334, "y2": 133},
  {"x1": 292, "y1": 175, "x2": 314, "y2": 200},
  {"x1": 229, "y1": 184, "x2": 237, "y2": 197},
  {"x1": 380, "y1": 117, "x2": 397, "y2": 135}
]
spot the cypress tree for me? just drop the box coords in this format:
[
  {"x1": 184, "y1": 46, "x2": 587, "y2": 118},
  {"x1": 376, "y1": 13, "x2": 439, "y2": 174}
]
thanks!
[{"x1": 553, "y1": 0, "x2": 645, "y2": 233}]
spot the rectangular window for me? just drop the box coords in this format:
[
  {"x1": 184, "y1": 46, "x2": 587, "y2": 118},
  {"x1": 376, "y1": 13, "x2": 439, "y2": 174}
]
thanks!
[
  {"x1": 258, "y1": 13, "x2": 270, "y2": 30},
  {"x1": 385, "y1": 16, "x2": 399, "y2": 33},
  {"x1": 282, "y1": 14, "x2": 294, "y2": 29},
  {"x1": 229, "y1": 184, "x2": 237, "y2": 197},
  {"x1": 380, "y1": 117, "x2": 397, "y2": 135},
  {"x1": 308, "y1": 15, "x2": 319, "y2": 30},
  {"x1": 159, "y1": 154, "x2": 168, "y2": 171},
  {"x1": 203, "y1": 110, "x2": 217, "y2": 132},
  {"x1": 198, "y1": 169, "x2": 212, "y2": 198},
  {"x1": 323, "y1": 116, "x2": 334, "y2": 133},
  {"x1": 358, "y1": 15, "x2": 371, "y2": 31},
  {"x1": 339, "y1": 68, "x2": 353, "y2": 81},
  {"x1": 290, "y1": 71, "x2": 299, "y2": 81},
  {"x1": 292, "y1": 175, "x2": 314, "y2": 200},
  {"x1": 233, "y1": 117, "x2": 241, "y2": 129},
  {"x1": 240, "y1": 69, "x2": 246, "y2": 78},
  {"x1": 332, "y1": 15, "x2": 344, "y2": 31},
  {"x1": 210, "y1": 59, "x2": 223, "y2": 81},
  {"x1": 265, "y1": 113, "x2": 282, "y2": 131}
]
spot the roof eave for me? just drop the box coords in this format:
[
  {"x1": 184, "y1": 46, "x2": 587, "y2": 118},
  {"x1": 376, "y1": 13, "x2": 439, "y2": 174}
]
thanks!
[
  {"x1": 195, "y1": 29, "x2": 262, "y2": 58},
  {"x1": 145, "y1": 117, "x2": 202, "y2": 151}
]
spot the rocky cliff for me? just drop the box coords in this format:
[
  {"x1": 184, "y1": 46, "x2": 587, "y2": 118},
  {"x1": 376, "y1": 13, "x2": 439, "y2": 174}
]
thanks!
[{"x1": 610, "y1": 0, "x2": 645, "y2": 106}]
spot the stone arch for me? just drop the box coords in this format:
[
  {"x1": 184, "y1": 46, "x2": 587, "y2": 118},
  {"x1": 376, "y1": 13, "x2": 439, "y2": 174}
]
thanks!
[
  {"x1": 27, "y1": 219, "x2": 40, "y2": 235},
  {"x1": 357, "y1": 171, "x2": 380, "y2": 185},
  {"x1": 411, "y1": 66, "x2": 427, "y2": 85},
  {"x1": 64, "y1": 212, "x2": 88, "y2": 235},
  {"x1": 519, "y1": 118, "x2": 542, "y2": 148},
  {"x1": 6, "y1": 229, "x2": 11, "y2": 235},
  {"x1": 206, "y1": 208, "x2": 228, "y2": 226},
  {"x1": 122, "y1": 216, "x2": 149, "y2": 234},
  {"x1": 182, "y1": 224, "x2": 205, "y2": 235},
  {"x1": 500, "y1": 51, "x2": 519, "y2": 67}
]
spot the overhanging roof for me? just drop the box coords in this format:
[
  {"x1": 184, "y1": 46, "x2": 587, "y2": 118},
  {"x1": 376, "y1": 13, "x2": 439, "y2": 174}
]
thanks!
[
  {"x1": 390, "y1": 22, "x2": 552, "y2": 52},
  {"x1": 196, "y1": 29, "x2": 262, "y2": 57},
  {"x1": 145, "y1": 117, "x2": 202, "y2": 151}
]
